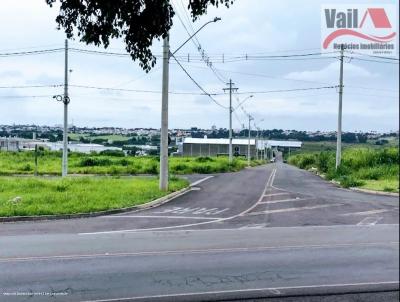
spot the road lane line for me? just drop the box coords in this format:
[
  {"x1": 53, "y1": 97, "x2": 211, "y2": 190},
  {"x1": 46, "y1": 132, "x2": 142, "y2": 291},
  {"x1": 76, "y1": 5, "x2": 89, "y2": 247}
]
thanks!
[
  {"x1": 246, "y1": 203, "x2": 343, "y2": 215},
  {"x1": 80, "y1": 168, "x2": 277, "y2": 235},
  {"x1": 105, "y1": 215, "x2": 221, "y2": 220},
  {"x1": 259, "y1": 197, "x2": 311, "y2": 204},
  {"x1": 263, "y1": 192, "x2": 291, "y2": 197},
  {"x1": 1, "y1": 242, "x2": 397, "y2": 263},
  {"x1": 341, "y1": 209, "x2": 390, "y2": 216},
  {"x1": 237, "y1": 168, "x2": 277, "y2": 217},
  {"x1": 357, "y1": 217, "x2": 383, "y2": 226},
  {"x1": 79, "y1": 281, "x2": 400, "y2": 302},
  {"x1": 76, "y1": 223, "x2": 399, "y2": 235},
  {"x1": 190, "y1": 176, "x2": 214, "y2": 187}
]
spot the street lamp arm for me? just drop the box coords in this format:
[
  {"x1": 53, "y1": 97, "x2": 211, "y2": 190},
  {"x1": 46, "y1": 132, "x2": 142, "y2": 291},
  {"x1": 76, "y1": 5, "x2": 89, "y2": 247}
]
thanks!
[
  {"x1": 234, "y1": 95, "x2": 253, "y2": 110},
  {"x1": 172, "y1": 17, "x2": 221, "y2": 56}
]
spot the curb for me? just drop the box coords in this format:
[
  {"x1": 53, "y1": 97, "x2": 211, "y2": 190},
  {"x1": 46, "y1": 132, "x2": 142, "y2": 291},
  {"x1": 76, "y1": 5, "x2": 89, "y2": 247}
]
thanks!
[
  {"x1": 0, "y1": 186, "x2": 191, "y2": 223},
  {"x1": 312, "y1": 170, "x2": 399, "y2": 196},
  {"x1": 348, "y1": 187, "x2": 399, "y2": 197}
]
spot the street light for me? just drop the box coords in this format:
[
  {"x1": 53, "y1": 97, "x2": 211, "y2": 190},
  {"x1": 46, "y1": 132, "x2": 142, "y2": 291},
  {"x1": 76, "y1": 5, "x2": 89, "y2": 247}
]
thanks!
[
  {"x1": 234, "y1": 95, "x2": 253, "y2": 110},
  {"x1": 159, "y1": 17, "x2": 222, "y2": 191}
]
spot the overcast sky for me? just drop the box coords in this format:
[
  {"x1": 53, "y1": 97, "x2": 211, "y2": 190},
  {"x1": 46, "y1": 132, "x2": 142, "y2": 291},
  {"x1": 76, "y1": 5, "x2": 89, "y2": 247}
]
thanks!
[{"x1": 0, "y1": 0, "x2": 398, "y2": 131}]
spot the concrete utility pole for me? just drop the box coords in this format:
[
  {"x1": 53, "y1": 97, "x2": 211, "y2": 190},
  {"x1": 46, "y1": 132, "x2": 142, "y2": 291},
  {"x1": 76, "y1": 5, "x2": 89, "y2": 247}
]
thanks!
[
  {"x1": 62, "y1": 39, "x2": 69, "y2": 177},
  {"x1": 335, "y1": 45, "x2": 345, "y2": 169},
  {"x1": 159, "y1": 18, "x2": 221, "y2": 191},
  {"x1": 223, "y1": 79, "x2": 238, "y2": 163},
  {"x1": 159, "y1": 36, "x2": 170, "y2": 191},
  {"x1": 247, "y1": 114, "x2": 253, "y2": 167}
]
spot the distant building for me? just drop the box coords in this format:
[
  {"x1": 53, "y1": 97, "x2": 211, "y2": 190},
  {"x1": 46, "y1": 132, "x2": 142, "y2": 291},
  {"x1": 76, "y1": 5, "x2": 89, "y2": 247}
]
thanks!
[
  {"x1": 179, "y1": 137, "x2": 302, "y2": 158},
  {"x1": 0, "y1": 137, "x2": 122, "y2": 154},
  {"x1": 181, "y1": 137, "x2": 257, "y2": 158}
]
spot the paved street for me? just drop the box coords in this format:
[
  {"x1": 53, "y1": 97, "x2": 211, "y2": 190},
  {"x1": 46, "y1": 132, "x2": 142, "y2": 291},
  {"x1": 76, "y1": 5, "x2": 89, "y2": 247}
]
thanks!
[{"x1": 0, "y1": 162, "x2": 399, "y2": 301}]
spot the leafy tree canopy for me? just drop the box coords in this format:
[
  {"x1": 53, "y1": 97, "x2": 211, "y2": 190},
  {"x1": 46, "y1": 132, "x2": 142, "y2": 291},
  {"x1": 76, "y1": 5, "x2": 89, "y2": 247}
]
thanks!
[{"x1": 46, "y1": 0, "x2": 233, "y2": 71}]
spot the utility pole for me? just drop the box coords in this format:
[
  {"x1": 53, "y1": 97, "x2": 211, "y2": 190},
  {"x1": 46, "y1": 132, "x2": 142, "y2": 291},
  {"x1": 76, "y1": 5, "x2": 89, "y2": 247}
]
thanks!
[
  {"x1": 159, "y1": 35, "x2": 170, "y2": 191},
  {"x1": 159, "y1": 18, "x2": 221, "y2": 191},
  {"x1": 223, "y1": 79, "x2": 238, "y2": 163},
  {"x1": 62, "y1": 39, "x2": 69, "y2": 177},
  {"x1": 247, "y1": 114, "x2": 253, "y2": 167},
  {"x1": 335, "y1": 44, "x2": 344, "y2": 169}
]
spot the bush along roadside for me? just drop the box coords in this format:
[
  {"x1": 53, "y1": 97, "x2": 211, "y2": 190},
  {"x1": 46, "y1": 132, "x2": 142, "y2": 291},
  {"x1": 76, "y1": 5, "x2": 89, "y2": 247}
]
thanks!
[
  {"x1": 288, "y1": 147, "x2": 399, "y2": 193},
  {"x1": 0, "y1": 151, "x2": 267, "y2": 176}
]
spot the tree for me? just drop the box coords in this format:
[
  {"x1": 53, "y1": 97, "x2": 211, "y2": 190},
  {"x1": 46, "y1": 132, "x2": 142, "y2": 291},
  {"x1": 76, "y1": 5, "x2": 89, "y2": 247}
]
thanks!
[{"x1": 46, "y1": 0, "x2": 234, "y2": 71}]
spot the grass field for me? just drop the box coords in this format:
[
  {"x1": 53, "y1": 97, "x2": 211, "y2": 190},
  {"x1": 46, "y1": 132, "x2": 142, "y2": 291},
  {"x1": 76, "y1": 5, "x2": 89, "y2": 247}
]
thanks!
[
  {"x1": 288, "y1": 139, "x2": 399, "y2": 156},
  {"x1": 68, "y1": 134, "x2": 130, "y2": 141},
  {"x1": 0, "y1": 176, "x2": 188, "y2": 217},
  {"x1": 0, "y1": 151, "x2": 265, "y2": 175},
  {"x1": 288, "y1": 147, "x2": 399, "y2": 193}
]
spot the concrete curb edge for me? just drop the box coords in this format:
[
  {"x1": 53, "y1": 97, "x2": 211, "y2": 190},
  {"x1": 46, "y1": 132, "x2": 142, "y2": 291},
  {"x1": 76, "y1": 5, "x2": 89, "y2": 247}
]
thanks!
[{"x1": 0, "y1": 186, "x2": 191, "y2": 223}]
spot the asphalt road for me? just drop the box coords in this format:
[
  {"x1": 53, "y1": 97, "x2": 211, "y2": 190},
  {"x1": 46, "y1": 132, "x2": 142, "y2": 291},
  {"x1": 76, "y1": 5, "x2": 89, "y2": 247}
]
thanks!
[{"x1": 1, "y1": 161, "x2": 399, "y2": 301}]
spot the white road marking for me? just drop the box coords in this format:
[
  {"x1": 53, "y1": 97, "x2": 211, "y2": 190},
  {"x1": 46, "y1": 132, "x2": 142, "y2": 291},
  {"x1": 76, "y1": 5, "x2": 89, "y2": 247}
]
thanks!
[
  {"x1": 107, "y1": 215, "x2": 221, "y2": 220},
  {"x1": 341, "y1": 209, "x2": 390, "y2": 216},
  {"x1": 357, "y1": 217, "x2": 383, "y2": 226},
  {"x1": 263, "y1": 192, "x2": 291, "y2": 197},
  {"x1": 1, "y1": 242, "x2": 397, "y2": 263},
  {"x1": 239, "y1": 223, "x2": 269, "y2": 229},
  {"x1": 79, "y1": 223, "x2": 399, "y2": 236},
  {"x1": 247, "y1": 203, "x2": 343, "y2": 216},
  {"x1": 80, "y1": 168, "x2": 277, "y2": 235},
  {"x1": 153, "y1": 206, "x2": 230, "y2": 216},
  {"x1": 238, "y1": 168, "x2": 277, "y2": 217},
  {"x1": 259, "y1": 197, "x2": 310, "y2": 204},
  {"x1": 79, "y1": 281, "x2": 400, "y2": 302},
  {"x1": 190, "y1": 176, "x2": 214, "y2": 187}
]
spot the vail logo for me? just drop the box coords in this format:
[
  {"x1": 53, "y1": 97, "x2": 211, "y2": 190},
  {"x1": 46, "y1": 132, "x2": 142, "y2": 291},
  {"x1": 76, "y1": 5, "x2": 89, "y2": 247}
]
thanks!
[{"x1": 321, "y1": 5, "x2": 397, "y2": 55}]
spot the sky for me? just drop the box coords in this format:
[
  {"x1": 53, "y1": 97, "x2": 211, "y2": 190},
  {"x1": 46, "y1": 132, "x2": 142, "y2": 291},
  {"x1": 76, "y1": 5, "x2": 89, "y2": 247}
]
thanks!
[{"x1": 0, "y1": 0, "x2": 398, "y2": 132}]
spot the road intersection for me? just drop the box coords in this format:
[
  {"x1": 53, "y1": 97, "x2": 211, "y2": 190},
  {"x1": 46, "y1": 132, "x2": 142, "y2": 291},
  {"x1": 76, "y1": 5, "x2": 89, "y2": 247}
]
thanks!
[{"x1": 0, "y1": 162, "x2": 399, "y2": 301}]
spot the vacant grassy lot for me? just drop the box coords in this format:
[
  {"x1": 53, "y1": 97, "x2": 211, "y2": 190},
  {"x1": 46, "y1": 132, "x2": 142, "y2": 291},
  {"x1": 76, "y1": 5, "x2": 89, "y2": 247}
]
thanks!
[
  {"x1": 0, "y1": 151, "x2": 265, "y2": 176},
  {"x1": 288, "y1": 147, "x2": 399, "y2": 193},
  {"x1": 0, "y1": 177, "x2": 188, "y2": 217}
]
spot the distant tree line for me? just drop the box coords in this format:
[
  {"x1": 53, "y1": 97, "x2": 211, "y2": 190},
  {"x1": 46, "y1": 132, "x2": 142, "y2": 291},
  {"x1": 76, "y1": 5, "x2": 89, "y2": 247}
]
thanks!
[{"x1": 191, "y1": 129, "x2": 370, "y2": 143}]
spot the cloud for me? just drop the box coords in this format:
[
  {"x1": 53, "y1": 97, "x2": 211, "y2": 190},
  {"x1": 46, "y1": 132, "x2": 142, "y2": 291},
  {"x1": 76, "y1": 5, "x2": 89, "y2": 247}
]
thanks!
[{"x1": 284, "y1": 61, "x2": 379, "y2": 83}]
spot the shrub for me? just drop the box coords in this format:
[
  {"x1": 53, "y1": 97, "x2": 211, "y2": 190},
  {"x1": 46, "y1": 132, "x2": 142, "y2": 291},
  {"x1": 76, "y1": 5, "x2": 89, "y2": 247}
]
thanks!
[
  {"x1": 297, "y1": 154, "x2": 316, "y2": 169},
  {"x1": 119, "y1": 159, "x2": 130, "y2": 166},
  {"x1": 192, "y1": 165, "x2": 213, "y2": 174},
  {"x1": 338, "y1": 175, "x2": 364, "y2": 188},
  {"x1": 21, "y1": 164, "x2": 32, "y2": 171},
  {"x1": 99, "y1": 150, "x2": 125, "y2": 157},
  {"x1": 171, "y1": 163, "x2": 189, "y2": 173},
  {"x1": 79, "y1": 157, "x2": 112, "y2": 167},
  {"x1": 195, "y1": 156, "x2": 214, "y2": 163}
]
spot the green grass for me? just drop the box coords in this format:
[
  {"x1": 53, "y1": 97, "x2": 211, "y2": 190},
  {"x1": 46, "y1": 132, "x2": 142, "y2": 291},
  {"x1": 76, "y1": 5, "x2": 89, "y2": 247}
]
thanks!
[
  {"x1": 288, "y1": 147, "x2": 399, "y2": 192},
  {"x1": 288, "y1": 139, "x2": 399, "y2": 158},
  {"x1": 0, "y1": 151, "x2": 266, "y2": 176},
  {"x1": 0, "y1": 177, "x2": 188, "y2": 217},
  {"x1": 360, "y1": 179, "x2": 399, "y2": 193},
  {"x1": 68, "y1": 134, "x2": 130, "y2": 141}
]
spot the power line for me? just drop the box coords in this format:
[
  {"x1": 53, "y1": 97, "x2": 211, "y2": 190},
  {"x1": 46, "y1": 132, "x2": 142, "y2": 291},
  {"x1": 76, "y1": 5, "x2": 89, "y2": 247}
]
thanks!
[
  {"x1": 348, "y1": 51, "x2": 400, "y2": 61},
  {"x1": 69, "y1": 84, "x2": 215, "y2": 95},
  {"x1": 347, "y1": 56, "x2": 399, "y2": 64},
  {"x1": 235, "y1": 85, "x2": 339, "y2": 95},
  {"x1": 170, "y1": 53, "x2": 228, "y2": 109},
  {"x1": 0, "y1": 94, "x2": 54, "y2": 99},
  {"x1": 0, "y1": 48, "x2": 64, "y2": 57},
  {"x1": 171, "y1": 2, "x2": 228, "y2": 84},
  {"x1": 0, "y1": 84, "x2": 62, "y2": 89}
]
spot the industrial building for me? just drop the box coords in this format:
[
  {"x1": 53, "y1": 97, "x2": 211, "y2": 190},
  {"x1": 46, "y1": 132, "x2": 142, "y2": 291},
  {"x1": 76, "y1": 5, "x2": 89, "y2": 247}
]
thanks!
[
  {"x1": 180, "y1": 138, "x2": 257, "y2": 158},
  {"x1": 179, "y1": 137, "x2": 302, "y2": 159}
]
